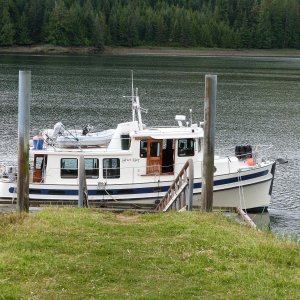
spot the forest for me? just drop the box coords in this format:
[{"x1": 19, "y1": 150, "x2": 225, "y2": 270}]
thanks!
[{"x1": 0, "y1": 0, "x2": 300, "y2": 49}]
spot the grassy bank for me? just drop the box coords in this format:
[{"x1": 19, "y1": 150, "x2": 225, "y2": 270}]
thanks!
[
  {"x1": 0, "y1": 208, "x2": 299, "y2": 299},
  {"x1": 1, "y1": 45, "x2": 300, "y2": 57}
]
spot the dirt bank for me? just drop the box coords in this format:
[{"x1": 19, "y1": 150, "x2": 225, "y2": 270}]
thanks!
[
  {"x1": 106, "y1": 46, "x2": 300, "y2": 57},
  {"x1": 0, "y1": 45, "x2": 101, "y2": 55},
  {"x1": 1, "y1": 45, "x2": 300, "y2": 57}
]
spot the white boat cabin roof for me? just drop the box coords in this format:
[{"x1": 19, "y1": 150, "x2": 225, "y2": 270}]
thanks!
[
  {"x1": 113, "y1": 120, "x2": 203, "y2": 139},
  {"x1": 132, "y1": 125, "x2": 203, "y2": 139},
  {"x1": 31, "y1": 121, "x2": 204, "y2": 156}
]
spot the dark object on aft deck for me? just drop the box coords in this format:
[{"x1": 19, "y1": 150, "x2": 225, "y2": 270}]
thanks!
[{"x1": 235, "y1": 145, "x2": 252, "y2": 160}]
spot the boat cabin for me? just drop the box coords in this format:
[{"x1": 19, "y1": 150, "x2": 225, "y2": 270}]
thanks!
[
  {"x1": 31, "y1": 120, "x2": 203, "y2": 185},
  {"x1": 30, "y1": 88, "x2": 204, "y2": 185}
]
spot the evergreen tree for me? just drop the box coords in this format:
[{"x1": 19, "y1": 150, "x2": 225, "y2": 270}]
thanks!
[
  {"x1": 257, "y1": 0, "x2": 272, "y2": 49},
  {"x1": 170, "y1": 7, "x2": 182, "y2": 45},
  {"x1": 45, "y1": 0, "x2": 71, "y2": 46},
  {"x1": 179, "y1": 11, "x2": 194, "y2": 47},
  {"x1": 153, "y1": 13, "x2": 166, "y2": 45},
  {"x1": 17, "y1": 13, "x2": 32, "y2": 45},
  {"x1": 0, "y1": 0, "x2": 299, "y2": 49},
  {"x1": 239, "y1": 14, "x2": 251, "y2": 48},
  {"x1": 68, "y1": 2, "x2": 85, "y2": 46},
  {"x1": 219, "y1": 22, "x2": 236, "y2": 48},
  {"x1": 200, "y1": 24, "x2": 213, "y2": 47},
  {"x1": 270, "y1": 0, "x2": 285, "y2": 48},
  {"x1": 0, "y1": 5, "x2": 15, "y2": 46},
  {"x1": 284, "y1": 0, "x2": 300, "y2": 48},
  {"x1": 126, "y1": 6, "x2": 140, "y2": 46},
  {"x1": 92, "y1": 13, "x2": 105, "y2": 49},
  {"x1": 108, "y1": 6, "x2": 120, "y2": 45},
  {"x1": 27, "y1": 0, "x2": 45, "y2": 43},
  {"x1": 82, "y1": 0, "x2": 94, "y2": 45},
  {"x1": 144, "y1": 8, "x2": 155, "y2": 44}
]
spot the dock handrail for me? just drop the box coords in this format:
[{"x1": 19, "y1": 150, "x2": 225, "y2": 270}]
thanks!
[{"x1": 155, "y1": 159, "x2": 194, "y2": 212}]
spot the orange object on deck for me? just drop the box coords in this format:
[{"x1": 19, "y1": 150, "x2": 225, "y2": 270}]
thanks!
[{"x1": 246, "y1": 158, "x2": 256, "y2": 166}]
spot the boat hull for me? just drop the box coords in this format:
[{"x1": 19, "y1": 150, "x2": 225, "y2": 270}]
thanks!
[{"x1": 0, "y1": 162, "x2": 275, "y2": 211}]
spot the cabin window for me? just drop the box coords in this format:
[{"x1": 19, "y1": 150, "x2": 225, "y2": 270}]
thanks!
[
  {"x1": 103, "y1": 158, "x2": 120, "y2": 179},
  {"x1": 121, "y1": 134, "x2": 131, "y2": 150},
  {"x1": 33, "y1": 155, "x2": 48, "y2": 183},
  {"x1": 140, "y1": 140, "x2": 147, "y2": 158},
  {"x1": 35, "y1": 156, "x2": 44, "y2": 170},
  {"x1": 150, "y1": 142, "x2": 161, "y2": 157},
  {"x1": 85, "y1": 158, "x2": 99, "y2": 178},
  {"x1": 61, "y1": 158, "x2": 99, "y2": 179},
  {"x1": 61, "y1": 158, "x2": 78, "y2": 178},
  {"x1": 178, "y1": 138, "x2": 195, "y2": 157},
  {"x1": 162, "y1": 139, "x2": 175, "y2": 174}
]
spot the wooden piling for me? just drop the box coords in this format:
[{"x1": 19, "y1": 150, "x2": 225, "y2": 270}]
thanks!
[
  {"x1": 78, "y1": 155, "x2": 85, "y2": 208},
  {"x1": 17, "y1": 70, "x2": 31, "y2": 212},
  {"x1": 201, "y1": 75, "x2": 217, "y2": 212}
]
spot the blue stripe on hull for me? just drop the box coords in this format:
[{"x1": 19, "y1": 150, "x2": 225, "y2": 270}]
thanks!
[{"x1": 9, "y1": 169, "x2": 269, "y2": 197}]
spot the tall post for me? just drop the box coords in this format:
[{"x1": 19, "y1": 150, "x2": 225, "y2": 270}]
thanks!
[
  {"x1": 201, "y1": 75, "x2": 217, "y2": 212},
  {"x1": 78, "y1": 155, "x2": 85, "y2": 208},
  {"x1": 17, "y1": 70, "x2": 31, "y2": 212},
  {"x1": 188, "y1": 159, "x2": 194, "y2": 211}
]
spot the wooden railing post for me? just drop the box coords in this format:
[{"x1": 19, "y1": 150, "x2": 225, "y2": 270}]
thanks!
[{"x1": 187, "y1": 158, "x2": 194, "y2": 211}]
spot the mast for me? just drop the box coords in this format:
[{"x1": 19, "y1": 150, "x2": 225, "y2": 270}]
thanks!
[
  {"x1": 128, "y1": 71, "x2": 145, "y2": 131},
  {"x1": 131, "y1": 70, "x2": 135, "y2": 122}
]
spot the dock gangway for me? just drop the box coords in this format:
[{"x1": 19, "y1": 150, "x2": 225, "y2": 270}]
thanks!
[{"x1": 155, "y1": 159, "x2": 194, "y2": 212}]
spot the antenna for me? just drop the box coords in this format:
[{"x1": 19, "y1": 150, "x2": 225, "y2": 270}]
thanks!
[
  {"x1": 135, "y1": 88, "x2": 143, "y2": 130},
  {"x1": 131, "y1": 70, "x2": 135, "y2": 122},
  {"x1": 189, "y1": 108, "x2": 193, "y2": 126},
  {"x1": 123, "y1": 71, "x2": 146, "y2": 131}
]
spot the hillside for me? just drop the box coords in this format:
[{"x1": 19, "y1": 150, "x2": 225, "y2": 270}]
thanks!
[{"x1": 0, "y1": 0, "x2": 300, "y2": 50}]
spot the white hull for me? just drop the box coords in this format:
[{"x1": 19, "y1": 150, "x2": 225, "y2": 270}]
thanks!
[
  {"x1": 0, "y1": 162, "x2": 275, "y2": 211},
  {"x1": 193, "y1": 178, "x2": 272, "y2": 210}
]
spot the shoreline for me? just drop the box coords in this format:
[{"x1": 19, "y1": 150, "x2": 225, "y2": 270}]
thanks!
[
  {"x1": 1, "y1": 45, "x2": 300, "y2": 57},
  {"x1": 107, "y1": 46, "x2": 300, "y2": 57}
]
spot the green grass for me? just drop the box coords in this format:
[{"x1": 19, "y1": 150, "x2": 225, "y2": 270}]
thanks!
[{"x1": 0, "y1": 208, "x2": 299, "y2": 299}]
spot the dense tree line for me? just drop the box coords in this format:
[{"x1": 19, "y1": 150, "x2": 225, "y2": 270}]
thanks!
[{"x1": 0, "y1": 0, "x2": 300, "y2": 49}]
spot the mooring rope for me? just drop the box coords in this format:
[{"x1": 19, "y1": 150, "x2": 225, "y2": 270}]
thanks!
[
  {"x1": 238, "y1": 171, "x2": 247, "y2": 214},
  {"x1": 98, "y1": 182, "x2": 145, "y2": 209}
]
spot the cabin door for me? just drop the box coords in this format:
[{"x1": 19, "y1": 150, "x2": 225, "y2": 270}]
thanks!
[
  {"x1": 146, "y1": 139, "x2": 162, "y2": 175},
  {"x1": 33, "y1": 154, "x2": 47, "y2": 183},
  {"x1": 161, "y1": 139, "x2": 174, "y2": 174}
]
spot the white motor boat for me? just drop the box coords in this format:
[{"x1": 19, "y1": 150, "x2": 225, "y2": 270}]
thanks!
[{"x1": 0, "y1": 83, "x2": 276, "y2": 212}]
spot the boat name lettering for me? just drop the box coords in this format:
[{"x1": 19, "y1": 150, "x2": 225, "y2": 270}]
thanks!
[{"x1": 122, "y1": 158, "x2": 140, "y2": 163}]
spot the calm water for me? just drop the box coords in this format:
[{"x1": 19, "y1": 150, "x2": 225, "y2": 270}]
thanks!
[{"x1": 0, "y1": 54, "x2": 299, "y2": 237}]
